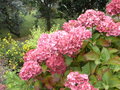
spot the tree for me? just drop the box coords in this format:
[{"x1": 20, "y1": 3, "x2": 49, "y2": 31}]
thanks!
[
  {"x1": 58, "y1": 0, "x2": 109, "y2": 21},
  {"x1": 27, "y1": 0, "x2": 59, "y2": 31},
  {"x1": 0, "y1": 0, "x2": 26, "y2": 37}
]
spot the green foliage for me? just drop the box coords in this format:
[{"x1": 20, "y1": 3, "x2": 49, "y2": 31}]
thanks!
[
  {"x1": 25, "y1": 0, "x2": 59, "y2": 31},
  {"x1": 100, "y1": 47, "x2": 110, "y2": 62},
  {"x1": 0, "y1": 0, "x2": 26, "y2": 37},
  {"x1": 4, "y1": 71, "x2": 34, "y2": 90},
  {"x1": 0, "y1": 33, "x2": 31, "y2": 71},
  {"x1": 58, "y1": 0, "x2": 109, "y2": 20},
  {"x1": 26, "y1": 25, "x2": 60, "y2": 48},
  {"x1": 64, "y1": 55, "x2": 73, "y2": 66},
  {"x1": 0, "y1": 25, "x2": 60, "y2": 72},
  {"x1": 26, "y1": 26, "x2": 45, "y2": 49}
]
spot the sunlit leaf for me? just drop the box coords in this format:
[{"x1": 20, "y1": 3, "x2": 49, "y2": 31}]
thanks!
[
  {"x1": 108, "y1": 48, "x2": 118, "y2": 54},
  {"x1": 100, "y1": 47, "x2": 110, "y2": 62},
  {"x1": 64, "y1": 55, "x2": 73, "y2": 66},
  {"x1": 97, "y1": 38, "x2": 110, "y2": 47},
  {"x1": 84, "y1": 51, "x2": 100, "y2": 61}
]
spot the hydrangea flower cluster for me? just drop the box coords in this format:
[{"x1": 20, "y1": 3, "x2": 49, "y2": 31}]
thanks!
[
  {"x1": 46, "y1": 54, "x2": 66, "y2": 74},
  {"x1": 107, "y1": 22, "x2": 120, "y2": 36},
  {"x1": 64, "y1": 72, "x2": 98, "y2": 90},
  {"x1": 106, "y1": 0, "x2": 120, "y2": 16},
  {"x1": 19, "y1": 61, "x2": 42, "y2": 80},
  {"x1": 19, "y1": 24, "x2": 91, "y2": 80},
  {"x1": 63, "y1": 9, "x2": 120, "y2": 36},
  {"x1": 20, "y1": 9, "x2": 120, "y2": 82},
  {"x1": 77, "y1": 10, "x2": 105, "y2": 28}
]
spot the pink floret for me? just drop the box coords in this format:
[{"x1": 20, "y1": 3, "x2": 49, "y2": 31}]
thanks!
[
  {"x1": 65, "y1": 72, "x2": 98, "y2": 90},
  {"x1": 19, "y1": 61, "x2": 42, "y2": 80},
  {"x1": 46, "y1": 54, "x2": 66, "y2": 74},
  {"x1": 106, "y1": 0, "x2": 120, "y2": 16}
]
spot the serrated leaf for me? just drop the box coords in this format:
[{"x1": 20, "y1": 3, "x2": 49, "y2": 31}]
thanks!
[
  {"x1": 89, "y1": 43, "x2": 100, "y2": 54},
  {"x1": 64, "y1": 55, "x2": 73, "y2": 66},
  {"x1": 94, "y1": 81, "x2": 104, "y2": 89},
  {"x1": 82, "y1": 63, "x2": 90, "y2": 75},
  {"x1": 72, "y1": 67, "x2": 81, "y2": 71},
  {"x1": 108, "y1": 48, "x2": 118, "y2": 54},
  {"x1": 100, "y1": 47, "x2": 110, "y2": 62},
  {"x1": 102, "y1": 71, "x2": 112, "y2": 85},
  {"x1": 104, "y1": 56, "x2": 120, "y2": 66},
  {"x1": 107, "y1": 37, "x2": 120, "y2": 43},
  {"x1": 102, "y1": 71, "x2": 120, "y2": 88},
  {"x1": 84, "y1": 51, "x2": 99, "y2": 61},
  {"x1": 92, "y1": 33, "x2": 100, "y2": 40},
  {"x1": 109, "y1": 65, "x2": 120, "y2": 72},
  {"x1": 97, "y1": 38, "x2": 110, "y2": 47},
  {"x1": 89, "y1": 75, "x2": 98, "y2": 84},
  {"x1": 95, "y1": 60, "x2": 101, "y2": 65},
  {"x1": 77, "y1": 54, "x2": 84, "y2": 62},
  {"x1": 64, "y1": 70, "x2": 70, "y2": 77},
  {"x1": 92, "y1": 46, "x2": 100, "y2": 54}
]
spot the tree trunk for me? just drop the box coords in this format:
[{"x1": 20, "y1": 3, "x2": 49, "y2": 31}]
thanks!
[{"x1": 46, "y1": 15, "x2": 51, "y2": 31}]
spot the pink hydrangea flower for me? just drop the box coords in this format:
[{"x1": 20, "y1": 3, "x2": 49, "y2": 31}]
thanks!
[
  {"x1": 37, "y1": 33, "x2": 57, "y2": 55},
  {"x1": 96, "y1": 16, "x2": 116, "y2": 33},
  {"x1": 46, "y1": 54, "x2": 66, "y2": 74},
  {"x1": 68, "y1": 26, "x2": 92, "y2": 41},
  {"x1": 106, "y1": 22, "x2": 120, "y2": 36},
  {"x1": 62, "y1": 20, "x2": 82, "y2": 32},
  {"x1": 64, "y1": 72, "x2": 98, "y2": 90},
  {"x1": 77, "y1": 9, "x2": 105, "y2": 28},
  {"x1": 55, "y1": 27, "x2": 92, "y2": 56},
  {"x1": 106, "y1": 0, "x2": 120, "y2": 16},
  {"x1": 19, "y1": 61, "x2": 42, "y2": 80},
  {"x1": 23, "y1": 49, "x2": 36, "y2": 62},
  {"x1": 23, "y1": 48, "x2": 50, "y2": 63}
]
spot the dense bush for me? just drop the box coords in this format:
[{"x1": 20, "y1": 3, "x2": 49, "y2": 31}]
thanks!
[
  {"x1": 4, "y1": 0, "x2": 120, "y2": 90},
  {"x1": 4, "y1": 71, "x2": 34, "y2": 90},
  {"x1": 0, "y1": 25, "x2": 60, "y2": 71},
  {"x1": 0, "y1": 0, "x2": 26, "y2": 37},
  {"x1": 0, "y1": 34, "x2": 26, "y2": 71}
]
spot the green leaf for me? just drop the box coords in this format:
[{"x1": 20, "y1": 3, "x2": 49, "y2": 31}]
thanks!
[
  {"x1": 64, "y1": 70, "x2": 70, "y2": 77},
  {"x1": 109, "y1": 77, "x2": 120, "y2": 88},
  {"x1": 42, "y1": 64, "x2": 47, "y2": 73},
  {"x1": 64, "y1": 88, "x2": 71, "y2": 90},
  {"x1": 89, "y1": 75, "x2": 98, "y2": 84},
  {"x1": 94, "y1": 81, "x2": 104, "y2": 89},
  {"x1": 81, "y1": 63, "x2": 90, "y2": 75},
  {"x1": 107, "y1": 37, "x2": 120, "y2": 43},
  {"x1": 72, "y1": 67, "x2": 81, "y2": 71},
  {"x1": 95, "y1": 60, "x2": 101, "y2": 65},
  {"x1": 108, "y1": 48, "x2": 118, "y2": 54},
  {"x1": 64, "y1": 55, "x2": 73, "y2": 66},
  {"x1": 34, "y1": 80, "x2": 40, "y2": 90},
  {"x1": 77, "y1": 54, "x2": 84, "y2": 62},
  {"x1": 92, "y1": 46, "x2": 100, "y2": 54},
  {"x1": 104, "y1": 56, "x2": 120, "y2": 66},
  {"x1": 97, "y1": 38, "x2": 110, "y2": 47},
  {"x1": 102, "y1": 83, "x2": 109, "y2": 90},
  {"x1": 92, "y1": 33, "x2": 100, "y2": 40},
  {"x1": 102, "y1": 71, "x2": 120, "y2": 88},
  {"x1": 102, "y1": 71, "x2": 112, "y2": 85},
  {"x1": 84, "y1": 51, "x2": 99, "y2": 61},
  {"x1": 109, "y1": 65, "x2": 120, "y2": 72},
  {"x1": 89, "y1": 43, "x2": 100, "y2": 54},
  {"x1": 100, "y1": 47, "x2": 110, "y2": 62}
]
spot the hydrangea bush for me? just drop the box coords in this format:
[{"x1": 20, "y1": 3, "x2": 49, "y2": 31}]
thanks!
[{"x1": 19, "y1": 0, "x2": 120, "y2": 90}]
